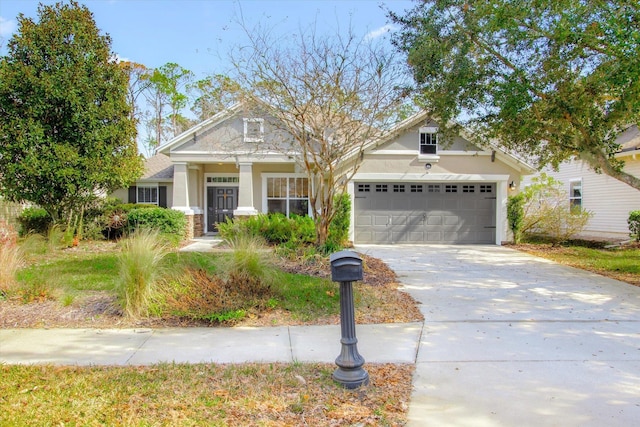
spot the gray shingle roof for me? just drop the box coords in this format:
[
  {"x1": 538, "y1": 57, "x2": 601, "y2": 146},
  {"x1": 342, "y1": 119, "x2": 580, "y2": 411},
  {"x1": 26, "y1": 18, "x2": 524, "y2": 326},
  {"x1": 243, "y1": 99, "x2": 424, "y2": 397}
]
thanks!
[{"x1": 141, "y1": 153, "x2": 174, "y2": 180}]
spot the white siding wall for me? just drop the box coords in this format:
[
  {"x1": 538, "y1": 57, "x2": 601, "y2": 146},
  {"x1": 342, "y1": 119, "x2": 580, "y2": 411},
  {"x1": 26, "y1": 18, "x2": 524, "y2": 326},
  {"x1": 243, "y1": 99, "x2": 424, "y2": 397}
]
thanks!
[{"x1": 532, "y1": 158, "x2": 640, "y2": 239}]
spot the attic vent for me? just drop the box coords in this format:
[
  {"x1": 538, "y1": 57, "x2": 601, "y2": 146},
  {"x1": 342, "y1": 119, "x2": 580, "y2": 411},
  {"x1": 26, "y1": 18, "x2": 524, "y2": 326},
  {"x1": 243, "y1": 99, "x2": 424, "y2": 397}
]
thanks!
[{"x1": 243, "y1": 118, "x2": 264, "y2": 142}]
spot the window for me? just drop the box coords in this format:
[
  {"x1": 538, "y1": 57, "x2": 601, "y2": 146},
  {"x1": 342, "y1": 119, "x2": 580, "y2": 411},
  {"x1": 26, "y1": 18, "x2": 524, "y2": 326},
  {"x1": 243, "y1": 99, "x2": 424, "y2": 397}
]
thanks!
[
  {"x1": 569, "y1": 179, "x2": 583, "y2": 210},
  {"x1": 410, "y1": 184, "x2": 423, "y2": 193},
  {"x1": 427, "y1": 184, "x2": 440, "y2": 193},
  {"x1": 376, "y1": 184, "x2": 388, "y2": 192},
  {"x1": 243, "y1": 118, "x2": 264, "y2": 142},
  {"x1": 462, "y1": 185, "x2": 475, "y2": 193},
  {"x1": 267, "y1": 177, "x2": 309, "y2": 217},
  {"x1": 137, "y1": 185, "x2": 158, "y2": 204},
  {"x1": 445, "y1": 184, "x2": 458, "y2": 193},
  {"x1": 207, "y1": 176, "x2": 239, "y2": 183},
  {"x1": 480, "y1": 184, "x2": 493, "y2": 193},
  {"x1": 419, "y1": 127, "x2": 438, "y2": 155},
  {"x1": 358, "y1": 184, "x2": 370, "y2": 192},
  {"x1": 393, "y1": 184, "x2": 405, "y2": 193}
]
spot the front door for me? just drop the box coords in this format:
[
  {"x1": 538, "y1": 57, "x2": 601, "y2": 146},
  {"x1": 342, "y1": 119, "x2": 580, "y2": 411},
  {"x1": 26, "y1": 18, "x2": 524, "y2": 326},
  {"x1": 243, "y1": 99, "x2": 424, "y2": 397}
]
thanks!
[{"x1": 207, "y1": 187, "x2": 238, "y2": 232}]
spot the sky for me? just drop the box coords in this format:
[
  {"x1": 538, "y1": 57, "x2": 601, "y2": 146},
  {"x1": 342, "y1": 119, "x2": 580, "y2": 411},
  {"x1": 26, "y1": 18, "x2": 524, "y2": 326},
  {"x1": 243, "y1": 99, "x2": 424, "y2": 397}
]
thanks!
[{"x1": 0, "y1": 0, "x2": 415, "y2": 80}]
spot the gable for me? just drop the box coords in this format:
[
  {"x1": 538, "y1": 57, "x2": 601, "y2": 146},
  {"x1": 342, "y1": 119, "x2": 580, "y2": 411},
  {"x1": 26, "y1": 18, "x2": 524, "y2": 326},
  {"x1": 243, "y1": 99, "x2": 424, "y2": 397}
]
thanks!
[
  {"x1": 160, "y1": 106, "x2": 297, "y2": 156},
  {"x1": 374, "y1": 122, "x2": 483, "y2": 153}
]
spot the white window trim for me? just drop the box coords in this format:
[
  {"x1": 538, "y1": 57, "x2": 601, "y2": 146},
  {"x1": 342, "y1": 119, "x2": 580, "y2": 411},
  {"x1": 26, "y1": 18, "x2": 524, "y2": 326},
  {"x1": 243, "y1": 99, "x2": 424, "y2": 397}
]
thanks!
[
  {"x1": 243, "y1": 118, "x2": 264, "y2": 143},
  {"x1": 261, "y1": 173, "x2": 312, "y2": 217},
  {"x1": 569, "y1": 178, "x2": 583, "y2": 209},
  {"x1": 137, "y1": 184, "x2": 159, "y2": 205}
]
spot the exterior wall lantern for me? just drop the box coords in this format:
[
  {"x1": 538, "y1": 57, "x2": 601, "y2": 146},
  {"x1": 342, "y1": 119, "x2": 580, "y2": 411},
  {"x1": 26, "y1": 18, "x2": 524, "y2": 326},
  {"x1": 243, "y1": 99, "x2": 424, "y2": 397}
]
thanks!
[{"x1": 329, "y1": 250, "x2": 370, "y2": 389}]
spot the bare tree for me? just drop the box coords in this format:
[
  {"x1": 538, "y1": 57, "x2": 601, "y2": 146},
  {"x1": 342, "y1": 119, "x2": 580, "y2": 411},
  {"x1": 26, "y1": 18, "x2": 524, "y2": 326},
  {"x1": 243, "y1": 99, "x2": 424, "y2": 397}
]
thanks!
[{"x1": 229, "y1": 21, "x2": 406, "y2": 246}]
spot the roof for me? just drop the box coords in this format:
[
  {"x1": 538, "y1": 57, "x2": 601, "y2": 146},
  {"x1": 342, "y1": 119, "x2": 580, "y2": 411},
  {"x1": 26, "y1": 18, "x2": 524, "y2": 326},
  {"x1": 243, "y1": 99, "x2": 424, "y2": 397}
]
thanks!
[
  {"x1": 141, "y1": 153, "x2": 174, "y2": 180},
  {"x1": 617, "y1": 125, "x2": 640, "y2": 153}
]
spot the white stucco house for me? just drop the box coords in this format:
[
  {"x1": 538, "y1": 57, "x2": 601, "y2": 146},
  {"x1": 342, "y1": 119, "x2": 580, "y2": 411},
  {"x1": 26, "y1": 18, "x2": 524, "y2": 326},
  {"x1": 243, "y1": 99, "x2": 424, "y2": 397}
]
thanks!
[
  {"x1": 114, "y1": 103, "x2": 534, "y2": 244},
  {"x1": 529, "y1": 125, "x2": 640, "y2": 241}
]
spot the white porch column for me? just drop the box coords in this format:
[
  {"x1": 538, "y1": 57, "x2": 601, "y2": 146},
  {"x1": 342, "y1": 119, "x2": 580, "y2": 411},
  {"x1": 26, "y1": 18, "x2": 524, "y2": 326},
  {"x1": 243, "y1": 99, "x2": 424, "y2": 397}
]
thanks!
[
  {"x1": 187, "y1": 165, "x2": 203, "y2": 214},
  {"x1": 234, "y1": 161, "x2": 258, "y2": 216},
  {"x1": 172, "y1": 162, "x2": 191, "y2": 211}
]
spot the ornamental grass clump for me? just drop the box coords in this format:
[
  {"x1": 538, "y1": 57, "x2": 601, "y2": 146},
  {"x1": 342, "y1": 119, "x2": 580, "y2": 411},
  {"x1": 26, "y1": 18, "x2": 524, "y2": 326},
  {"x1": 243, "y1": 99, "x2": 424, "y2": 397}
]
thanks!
[
  {"x1": 116, "y1": 229, "x2": 169, "y2": 318},
  {"x1": 0, "y1": 219, "x2": 22, "y2": 296},
  {"x1": 221, "y1": 234, "x2": 279, "y2": 297}
]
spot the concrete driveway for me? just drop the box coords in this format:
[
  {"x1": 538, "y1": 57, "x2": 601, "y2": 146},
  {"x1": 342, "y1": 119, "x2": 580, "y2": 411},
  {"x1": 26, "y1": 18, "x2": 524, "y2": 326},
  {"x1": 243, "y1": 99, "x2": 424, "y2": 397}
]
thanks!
[{"x1": 356, "y1": 244, "x2": 640, "y2": 427}]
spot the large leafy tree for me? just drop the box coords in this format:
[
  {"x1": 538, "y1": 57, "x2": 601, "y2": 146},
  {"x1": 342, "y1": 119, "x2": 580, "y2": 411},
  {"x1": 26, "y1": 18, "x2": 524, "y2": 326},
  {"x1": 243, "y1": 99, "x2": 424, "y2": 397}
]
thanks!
[
  {"x1": 230, "y1": 23, "x2": 405, "y2": 246},
  {"x1": 391, "y1": 0, "x2": 640, "y2": 189},
  {"x1": 0, "y1": 1, "x2": 143, "y2": 221}
]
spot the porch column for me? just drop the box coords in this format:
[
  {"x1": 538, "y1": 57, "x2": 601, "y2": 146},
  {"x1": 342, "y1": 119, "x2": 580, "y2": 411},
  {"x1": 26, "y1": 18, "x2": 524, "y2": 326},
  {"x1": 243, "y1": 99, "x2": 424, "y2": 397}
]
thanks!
[
  {"x1": 172, "y1": 162, "x2": 190, "y2": 210},
  {"x1": 172, "y1": 162, "x2": 198, "y2": 239},
  {"x1": 234, "y1": 161, "x2": 258, "y2": 216},
  {"x1": 188, "y1": 165, "x2": 203, "y2": 237}
]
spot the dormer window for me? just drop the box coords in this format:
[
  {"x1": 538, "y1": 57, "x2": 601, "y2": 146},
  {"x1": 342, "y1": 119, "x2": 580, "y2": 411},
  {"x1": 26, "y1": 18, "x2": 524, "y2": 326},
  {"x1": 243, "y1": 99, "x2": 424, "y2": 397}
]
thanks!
[
  {"x1": 243, "y1": 118, "x2": 264, "y2": 142},
  {"x1": 419, "y1": 126, "x2": 438, "y2": 155}
]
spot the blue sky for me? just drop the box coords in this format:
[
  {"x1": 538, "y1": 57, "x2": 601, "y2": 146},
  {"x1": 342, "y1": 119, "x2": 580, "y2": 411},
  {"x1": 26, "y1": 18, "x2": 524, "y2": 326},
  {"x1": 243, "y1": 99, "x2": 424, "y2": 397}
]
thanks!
[{"x1": 0, "y1": 0, "x2": 414, "y2": 79}]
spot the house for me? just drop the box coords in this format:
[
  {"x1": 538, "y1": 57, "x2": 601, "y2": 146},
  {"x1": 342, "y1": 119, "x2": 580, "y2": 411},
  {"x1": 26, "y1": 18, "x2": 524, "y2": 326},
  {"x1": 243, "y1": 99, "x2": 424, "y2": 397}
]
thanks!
[
  {"x1": 531, "y1": 125, "x2": 640, "y2": 241},
  {"x1": 111, "y1": 151, "x2": 174, "y2": 208},
  {"x1": 121, "y1": 103, "x2": 534, "y2": 244}
]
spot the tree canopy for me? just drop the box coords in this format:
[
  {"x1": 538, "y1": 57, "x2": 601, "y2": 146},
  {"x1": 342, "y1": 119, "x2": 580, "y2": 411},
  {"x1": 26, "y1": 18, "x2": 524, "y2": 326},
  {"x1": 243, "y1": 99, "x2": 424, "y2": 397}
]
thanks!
[
  {"x1": 0, "y1": 1, "x2": 143, "y2": 221},
  {"x1": 391, "y1": 0, "x2": 640, "y2": 189},
  {"x1": 229, "y1": 22, "x2": 405, "y2": 245}
]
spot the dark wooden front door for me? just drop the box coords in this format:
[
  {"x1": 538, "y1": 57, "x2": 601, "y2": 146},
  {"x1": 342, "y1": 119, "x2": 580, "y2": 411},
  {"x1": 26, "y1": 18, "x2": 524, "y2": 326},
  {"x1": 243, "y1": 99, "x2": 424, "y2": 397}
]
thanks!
[{"x1": 207, "y1": 187, "x2": 237, "y2": 232}]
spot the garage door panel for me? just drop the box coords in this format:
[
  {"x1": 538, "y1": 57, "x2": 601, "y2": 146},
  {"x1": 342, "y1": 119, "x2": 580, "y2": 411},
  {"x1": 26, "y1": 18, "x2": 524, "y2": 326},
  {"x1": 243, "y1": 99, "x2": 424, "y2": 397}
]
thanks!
[
  {"x1": 392, "y1": 215, "x2": 407, "y2": 225},
  {"x1": 427, "y1": 215, "x2": 443, "y2": 225},
  {"x1": 373, "y1": 215, "x2": 389, "y2": 226},
  {"x1": 355, "y1": 214, "x2": 372, "y2": 226},
  {"x1": 354, "y1": 182, "x2": 496, "y2": 244},
  {"x1": 444, "y1": 215, "x2": 459, "y2": 225}
]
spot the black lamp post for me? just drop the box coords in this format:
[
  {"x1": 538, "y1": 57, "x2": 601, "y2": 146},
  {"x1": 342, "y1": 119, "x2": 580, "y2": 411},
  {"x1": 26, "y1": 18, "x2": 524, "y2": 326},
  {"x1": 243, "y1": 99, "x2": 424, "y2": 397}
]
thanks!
[{"x1": 330, "y1": 250, "x2": 369, "y2": 389}]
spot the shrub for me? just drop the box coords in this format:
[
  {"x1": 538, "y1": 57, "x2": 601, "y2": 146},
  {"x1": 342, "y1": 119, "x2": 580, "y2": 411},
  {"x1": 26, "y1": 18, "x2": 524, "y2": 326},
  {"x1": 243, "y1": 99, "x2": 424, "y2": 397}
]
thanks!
[
  {"x1": 520, "y1": 174, "x2": 592, "y2": 244},
  {"x1": 507, "y1": 194, "x2": 525, "y2": 243},
  {"x1": 127, "y1": 207, "x2": 187, "y2": 238},
  {"x1": 219, "y1": 213, "x2": 317, "y2": 251},
  {"x1": 17, "y1": 207, "x2": 51, "y2": 236},
  {"x1": 326, "y1": 193, "x2": 351, "y2": 250},
  {"x1": 116, "y1": 229, "x2": 170, "y2": 318},
  {"x1": 629, "y1": 210, "x2": 640, "y2": 241},
  {"x1": 0, "y1": 219, "x2": 22, "y2": 295}
]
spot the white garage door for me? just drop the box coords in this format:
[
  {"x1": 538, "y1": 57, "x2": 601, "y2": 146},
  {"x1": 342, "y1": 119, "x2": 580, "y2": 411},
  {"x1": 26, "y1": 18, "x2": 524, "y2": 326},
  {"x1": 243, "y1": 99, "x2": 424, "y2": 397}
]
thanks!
[{"x1": 354, "y1": 182, "x2": 496, "y2": 244}]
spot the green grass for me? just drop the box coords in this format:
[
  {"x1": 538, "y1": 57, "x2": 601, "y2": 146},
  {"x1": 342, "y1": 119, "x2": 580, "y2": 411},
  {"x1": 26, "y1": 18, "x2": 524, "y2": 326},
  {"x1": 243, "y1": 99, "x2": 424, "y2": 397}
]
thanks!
[
  {"x1": 530, "y1": 246, "x2": 640, "y2": 274},
  {"x1": 518, "y1": 244, "x2": 640, "y2": 286},
  {"x1": 17, "y1": 253, "x2": 119, "y2": 292},
  {"x1": 271, "y1": 273, "x2": 340, "y2": 320}
]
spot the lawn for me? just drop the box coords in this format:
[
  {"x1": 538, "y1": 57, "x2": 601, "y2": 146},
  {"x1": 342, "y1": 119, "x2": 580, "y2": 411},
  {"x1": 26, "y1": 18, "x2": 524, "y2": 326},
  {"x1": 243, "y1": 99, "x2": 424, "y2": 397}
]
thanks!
[
  {"x1": 514, "y1": 243, "x2": 640, "y2": 287},
  {"x1": 1, "y1": 239, "x2": 419, "y2": 425},
  {"x1": 0, "y1": 362, "x2": 414, "y2": 426},
  {"x1": 2, "y1": 238, "x2": 422, "y2": 328}
]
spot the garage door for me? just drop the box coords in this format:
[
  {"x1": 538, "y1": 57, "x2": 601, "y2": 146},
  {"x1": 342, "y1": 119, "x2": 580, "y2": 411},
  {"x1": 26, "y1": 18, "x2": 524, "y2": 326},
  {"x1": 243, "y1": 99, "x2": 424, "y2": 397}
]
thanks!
[{"x1": 354, "y1": 182, "x2": 496, "y2": 244}]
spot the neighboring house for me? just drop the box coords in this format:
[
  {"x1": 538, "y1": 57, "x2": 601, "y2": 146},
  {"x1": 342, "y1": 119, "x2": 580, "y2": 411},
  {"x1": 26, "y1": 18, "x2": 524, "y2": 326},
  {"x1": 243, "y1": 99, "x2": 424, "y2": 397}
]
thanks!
[
  {"x1": 124, "y1": 103, "x2": 534, "y2": 243},
  {"x1": 531, "y1": 125, "x2": 640, "y2": 241}
]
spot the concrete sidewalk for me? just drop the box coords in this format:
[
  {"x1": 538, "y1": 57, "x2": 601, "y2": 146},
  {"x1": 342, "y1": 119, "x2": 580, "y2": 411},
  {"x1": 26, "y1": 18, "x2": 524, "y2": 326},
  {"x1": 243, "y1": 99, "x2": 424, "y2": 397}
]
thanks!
[{"x1": 0, "y1": 323, "x2": 423, "y2": 366}]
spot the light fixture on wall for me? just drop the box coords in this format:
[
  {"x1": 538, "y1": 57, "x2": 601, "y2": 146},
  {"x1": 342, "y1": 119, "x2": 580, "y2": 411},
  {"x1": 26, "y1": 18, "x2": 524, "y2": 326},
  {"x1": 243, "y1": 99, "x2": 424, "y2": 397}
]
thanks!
[
  {"x1": 509, "y1": 181, "x2": 516, "y2": 190},
  {"x1": 425, "y1": 163, "x2": 432, "y2": 170}
]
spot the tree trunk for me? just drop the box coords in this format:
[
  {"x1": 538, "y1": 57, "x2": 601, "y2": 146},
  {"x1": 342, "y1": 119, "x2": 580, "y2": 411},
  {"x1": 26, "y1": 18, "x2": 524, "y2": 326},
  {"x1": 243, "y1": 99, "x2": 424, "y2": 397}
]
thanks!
[{"x1": 583, "y1": 151, "x2": 640, "y2": 191}]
